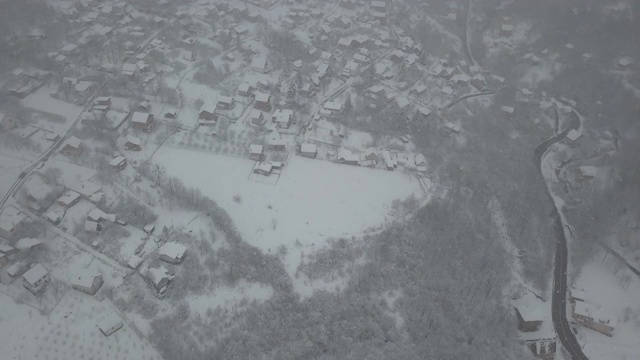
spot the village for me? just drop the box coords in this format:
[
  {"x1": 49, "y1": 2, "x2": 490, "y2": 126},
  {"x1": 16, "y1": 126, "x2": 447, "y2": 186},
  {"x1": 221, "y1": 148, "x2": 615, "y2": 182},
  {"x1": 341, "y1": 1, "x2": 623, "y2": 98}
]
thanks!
[{"x1": 0, "y1": 0, "x2": 639, "y2": 359}]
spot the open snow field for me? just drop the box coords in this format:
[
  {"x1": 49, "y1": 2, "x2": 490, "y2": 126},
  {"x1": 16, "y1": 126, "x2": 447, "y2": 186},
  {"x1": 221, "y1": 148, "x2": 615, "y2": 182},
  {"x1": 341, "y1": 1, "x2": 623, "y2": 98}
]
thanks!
[
  {"x1": 0, "y1": 291, "x2": 161, "y2": 360},
  {"x1": 153, "y1": 147, "x2": 423, "y2": 290},
  {"x1": 573, "y1": 255, "x2": 640, "y2": 359}
]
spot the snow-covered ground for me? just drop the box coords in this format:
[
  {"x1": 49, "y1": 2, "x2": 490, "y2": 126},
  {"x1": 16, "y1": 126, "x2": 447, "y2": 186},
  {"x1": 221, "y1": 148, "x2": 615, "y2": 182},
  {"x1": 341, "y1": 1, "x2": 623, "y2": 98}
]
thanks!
[
  {"x1": 152, "y1": 147, "x2": 424, "y2": 293},
  {"x1": 572, "y1": 257, "x2": 640, "y2": 360},
  {"x1": 0, "y1": 291, "x2": 161, "y2": 360}
]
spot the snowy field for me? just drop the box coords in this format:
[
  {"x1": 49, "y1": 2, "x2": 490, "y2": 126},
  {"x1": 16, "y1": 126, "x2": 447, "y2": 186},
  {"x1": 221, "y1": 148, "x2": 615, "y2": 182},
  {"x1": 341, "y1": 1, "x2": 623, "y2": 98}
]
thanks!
[
  {"x1": 153, "y1": 148, "x2": 424, "y2": 291},
  {"x1": 573, "y1": 255, "x2": 640, "y2": 359},
  {"x1": 0, "y1": 291, "x2": 161, "y2": 360}
]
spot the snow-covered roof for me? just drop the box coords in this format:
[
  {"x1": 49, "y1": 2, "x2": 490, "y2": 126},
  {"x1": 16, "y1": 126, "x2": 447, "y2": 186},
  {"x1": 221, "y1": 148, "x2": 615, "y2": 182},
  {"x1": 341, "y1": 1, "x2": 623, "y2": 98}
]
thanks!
[
  {"x1": 85, "y1": 220, "x2": 100, "y2": 232},
  {"x1": 87, "y1": 208, "x2": 108, "y2": 222},
  {"x1": 126, "y1": 135, "x2": 142, "y2": 146},
  {"x1": 255, "y1": 162, "x2": 273, "y2": 173},
  {"x1": 22, "y1": 264, "x2": 48, "y2": 285},
  {"x1": 63, "y1": 136, "x2": 82, "y2": 149},
  {"x1": 72, "y1": 272, "x2": 101, "y2": 289},
  {"x1": 249, "y1": 144, "x2": 263, "y2": 154},
  {"x1": 301, "y1": 143, "x2": 317, "y2": 153},
  {"x1": 15, "y1": 237, "x2": 42, "y2": 250},
  {"x1": 109, "y1": 156, "x2": 126, "y2": 167},
  {"x1": 574, "y1": 302, "x2": 616, "y2": 328},
  {"x1": 566, "y1": 128, "x2": 582, "y2": 141},
  {"x1": 255, "y1": 92, "x2": 270, "y2": 103},
  {"x1": 218, "y1": 96, "x2": 234, "y2": 105},
  {"x1": 324, "y1": 101, "x2": 343, "y2": 112},
  {"x1": 158, "y1": 242, "x2": 187, "y2": 260},
  {"x1": 0, "y1": 206, "x2": 27, "y2": 233},
  {"x1": 131, "y1": 112, "x2": 151, "y2": 124},
  {"x1": 58, "y1": 191, "x2": 80, "y2": 206},
  {"x1": 414, "y1": 153, "x2": 427, "y2": 166},
  {"x1": 143, "y1": 265, "x2": 171, "y2": 287}
]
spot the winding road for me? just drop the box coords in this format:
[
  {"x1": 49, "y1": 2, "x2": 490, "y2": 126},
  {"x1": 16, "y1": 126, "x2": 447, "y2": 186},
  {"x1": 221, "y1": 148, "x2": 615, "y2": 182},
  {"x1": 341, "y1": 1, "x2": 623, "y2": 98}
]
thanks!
[{"x1": 535, "y1": 113, "x2": 588, "y2": 360}]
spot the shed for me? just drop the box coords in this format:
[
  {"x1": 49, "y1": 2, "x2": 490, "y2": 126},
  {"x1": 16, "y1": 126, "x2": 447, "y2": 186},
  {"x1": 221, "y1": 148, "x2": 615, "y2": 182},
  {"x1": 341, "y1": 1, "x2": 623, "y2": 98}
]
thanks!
[
  {"x1": 72, "y1": 272, "x2": 103, "y2": 295},
  {"x1": 300, "y1": 143, "x2": 317, "y2": 159},
  {"x1": 98, "y1": 314, "x2": 123, "y2": 337},
  {"x1": 22, "y1": 263, "x2": 50, "y2": 294}
]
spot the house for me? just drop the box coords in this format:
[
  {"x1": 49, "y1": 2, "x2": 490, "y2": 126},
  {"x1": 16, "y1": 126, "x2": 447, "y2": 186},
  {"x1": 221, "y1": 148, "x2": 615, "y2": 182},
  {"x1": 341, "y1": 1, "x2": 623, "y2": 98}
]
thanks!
[
  {"x1": 144, "y1": 224, "x2": 155, "y2": 234},
  {"x1": 122, "y1": 63, "x2": 138, "y2": 78},
  {"x1": 616, "y1": 56, "x2": 634, "y2": 70},
  {"x1": 268, "y1": 139, "x2": 286, "y2": 151},
  {"x1": 323, "y1": 101, "x2": 344, "y2": 113},
  {"x1": 371, "y1": 0, "x2": 387, "y2": 11},
  {"x1": 93, "y1": 96, "x2": 112, "y2": 107},
  {"x1": 251, "y1": 54, "x2": 268, "y2": 73},
  {"x1": 87, "y1": 208, "x2": 108, "y2": 223},
  {"x1": 130, "y1": 112, "x2": 154, "y2": 132},
  {"x1": 71, "y1": 272, "x2": 103, "y2": 295},
  {"x1": 250, "y1": 109, "x2": 265, "y2": 125},
  {"x1": 273, "y1": 109, "x2": 294, "y2": 129},
  {"x1": 98, "y1": 313, "x2": 123, "y2": 337},
  {"x1": 381, "y1": 150, "x2": 394, "y2": 170},
  {"x1": 158, "y1": 242, "x2": 187, "y2": 265},
  {"x1": 143, "y1": 265, "x2": 172, "y2": 291},
  {"x1": 0, "y1": 206, "x2": 28, "y2": 238},
  {"x1": 254, "y1": 92, "x2": 272, "y2": 111},
  {"x1": 22, "y1": 263, "x2": 50, "y2": 295},
  {"x1": 253, "y1": 162, "x2": 273, "y2": 176},
  {"x1": 337, "y1": 149, "x2": 359, "y2": 165},
  {"x1": 500, "y1": 24, "x2": 514, "y2": 37},
  {"x1": 238, "y1": 83, "x2": 252, "y2": 97},
  {"x1": 0, "y1": 113, "x2": 18, "y2": 132},
  {"x1": 514, "y1": 306, "x2": 543, "y2": 332},
  {"x1": 57, "y1": 191, "x2": 81, "y2": 208},
  {"x1": 444, "y1": 121, "x2": 461, "y2": 134},
  {"x1": 217, "y1": 96, "x2": 235, "y2": 110},
  {"x1": 578, "y1": 166, "x2": 598, "y2": 180},
  {"x1": 249, "y1": 144, "x2": 264, "y2": 161},
  {"x1": 109, "y1": 156, "x2": 127, "y2": 171},
  {"x1": 44, "y1": 209, "x2": 64, "y2": 224},
  {"x1": 60, "y1": 136, "x2": 83, "y2": 156},
  {"x1": 565, "y1": 128, "x2": 583, "y2": 143},
  {"x1": 124, "y1": 135, "x2": 142, "y2": 151},
  {"x1": 23, "y1": 174, "x2": 59, "y2": 213},
  {"x1": 300, "y1": 143, "x2": 317, "y2": 159},
  {"x1": 414, "y1": 153, "x2": 427, "y2": 169},
  {"x1": 572, "y1": 301, "x2": 615, "y2": 336},
  {"x1": 199, "y1": 104, "x2": 217, "y2": 121}
]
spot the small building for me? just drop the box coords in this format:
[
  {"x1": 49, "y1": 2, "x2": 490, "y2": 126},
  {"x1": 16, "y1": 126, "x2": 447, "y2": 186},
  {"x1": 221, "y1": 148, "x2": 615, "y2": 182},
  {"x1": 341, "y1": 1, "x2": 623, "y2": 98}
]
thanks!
[
  {"x1": 501, "y1": 105, "x2": 515, "y2": 116},
  {"x1": 251, "y1": 54, "x2": 268, "y2": 73},
  {"x1": 500, "y1": 24, "x2": 514, "y2": 37},
  {"x1": 0, "y1": 243, "x2": 17, "y2": 257},
  {"x1": 109, "y1": 156, "x2": 127, "y2": 171},
  {"x1": 514, "y1": 306, "x2": 543, "y2": 332},
  {"x1": 254, "y1": 92, "x2": 272, "y2": 111},
  {"x1": 60, "y1": 136, "x2": 83, "y2": 156},
  {"x1": 253, "y1": 162, "x2": 273, "y2": 176},
  {"x1": 87, "y1": 208, "x2": 108, "y2": 223},
  {"x1": 84, "y1": 220, "x2": 102, "y2": 233},
  {"x1": 0, "y1": 253, "x2": 7, "y2": 268},
  {"x1": 71, "y1": 272, "x2": 103, "y2": 295},
  {"x1": 371, "y1": 0, "x2": 387, "y2": 11},
  {"x1": 158, "y1": 242, "x2": 187, "y2": 265},
  {"x1": 6, "y1": 260, "x2": 28, "y2": 279},
  {"x1": 565, "y1": 128, "x2": 583, "y2": 143},
  {"x1": 94, "y1": 96, "x2": 112, "y2": 107},
  {"x1": 249, "y1": 144, "x2": 264, "y2": 161},
  {"x1": 578, "y1": 166, "x2": 598, "y2": 180},
  {"x1": 98, "y1": 314, "x2": 123, "y2": 337},
  {"x1": 130, "y1": 112, "x2": 154, "y2": 132},
  {"x1": 616, "y1": 56, "x2": 634, "y2": 70},
  {"x1": 0, "y1": 113, "x2": 18, "y2": 132},
  {"x1": 57, "y1": 190, "x2": 81, "y2": 208},
  {"x1": 572, "y1": 302, "x2": 615, "y2": 337},
  {"x1": 217, "y1": 96, "x2": 235, "y2": 110},
  {"x1": 526, "y1": 338, "x2": 556, "y2": 360},
  {"x1": 143, "y1": 224, "x2": 155, "y2": 234},
  {"x1": 300, "y1": 143, "x2": 317, "y2": 159},
  {"x1": 22, "y1": 263, "x2": 50, "y2": 295},
  {"x1": 124, "y1": 135, "x2": 142, "y2": 151}
]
